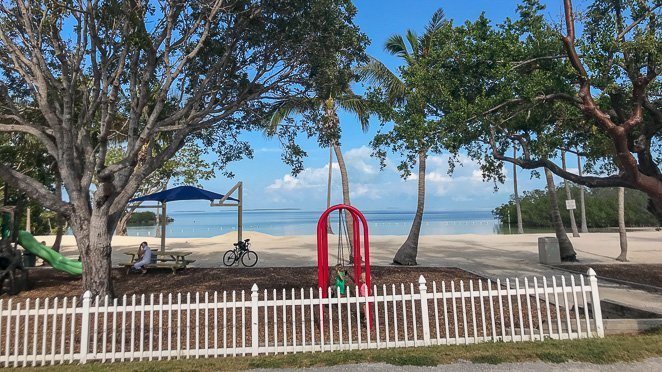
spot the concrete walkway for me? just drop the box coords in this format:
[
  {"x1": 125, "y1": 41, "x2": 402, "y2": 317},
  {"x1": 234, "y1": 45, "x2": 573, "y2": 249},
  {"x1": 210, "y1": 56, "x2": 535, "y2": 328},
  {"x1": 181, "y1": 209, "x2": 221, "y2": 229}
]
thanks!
[{"x1": 252, "y1": 358, "x2": 662, "y2": 372}]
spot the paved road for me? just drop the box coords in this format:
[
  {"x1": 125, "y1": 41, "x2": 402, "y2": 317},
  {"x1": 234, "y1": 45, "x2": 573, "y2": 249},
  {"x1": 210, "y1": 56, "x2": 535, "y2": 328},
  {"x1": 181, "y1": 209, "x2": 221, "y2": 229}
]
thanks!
[{"x1": 252, "y1": 358, "x2": 661, "y2": 371}]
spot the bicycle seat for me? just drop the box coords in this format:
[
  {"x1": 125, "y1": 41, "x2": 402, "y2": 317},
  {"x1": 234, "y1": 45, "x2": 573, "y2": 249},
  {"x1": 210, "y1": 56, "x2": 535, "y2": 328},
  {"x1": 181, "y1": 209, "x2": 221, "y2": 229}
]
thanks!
[{"x1": 244, "y1": 239, "x2": 250, "y2": 242}]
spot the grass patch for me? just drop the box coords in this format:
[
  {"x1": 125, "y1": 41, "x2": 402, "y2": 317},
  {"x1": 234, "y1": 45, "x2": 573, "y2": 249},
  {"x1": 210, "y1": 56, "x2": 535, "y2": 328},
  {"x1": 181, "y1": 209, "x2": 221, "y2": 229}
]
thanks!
[
  {"x1": 22, "y1": 331, "x2": 662, "y2": 371},
  {"x1": 535, "y1": 351, "x2": 568, "y2": 363},
  {"x1": 469, "y1": 354, "x2": 508, "y2": 364}
]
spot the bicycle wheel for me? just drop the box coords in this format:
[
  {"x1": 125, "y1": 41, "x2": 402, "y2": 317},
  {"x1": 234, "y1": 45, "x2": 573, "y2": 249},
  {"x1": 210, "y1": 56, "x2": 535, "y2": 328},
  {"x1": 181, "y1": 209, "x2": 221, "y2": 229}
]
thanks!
[
  {"x1": 222, "y1": 250, "x2": 237, "y2": 266},
  {"x1": 241, "y1": 250, "x2": 258, "y2": 267}
]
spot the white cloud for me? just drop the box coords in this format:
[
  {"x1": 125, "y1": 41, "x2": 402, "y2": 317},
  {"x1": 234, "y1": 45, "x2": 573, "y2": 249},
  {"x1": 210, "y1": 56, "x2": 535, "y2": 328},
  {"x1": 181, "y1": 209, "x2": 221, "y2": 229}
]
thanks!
[
  {"x1": 344, "y1": 146, "x2": 378, "y2": 178},
  {"x1": 263, "y1": 146, "x2": 548, "y2": 210}
]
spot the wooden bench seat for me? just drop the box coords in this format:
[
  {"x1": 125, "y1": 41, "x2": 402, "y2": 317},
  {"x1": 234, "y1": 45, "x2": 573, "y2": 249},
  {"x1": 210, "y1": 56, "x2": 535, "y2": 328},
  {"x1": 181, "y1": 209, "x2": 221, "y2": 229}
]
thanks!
[{"x1": 122, "y1": 262, "x2": 187, "y2": 274}]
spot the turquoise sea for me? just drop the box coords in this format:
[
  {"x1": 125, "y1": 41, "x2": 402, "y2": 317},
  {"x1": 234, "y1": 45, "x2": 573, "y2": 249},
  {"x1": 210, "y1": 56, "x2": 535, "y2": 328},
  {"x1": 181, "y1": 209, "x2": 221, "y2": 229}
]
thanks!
[{"x1": 125, "y1": 210, "x2": 507, "y2": 238}]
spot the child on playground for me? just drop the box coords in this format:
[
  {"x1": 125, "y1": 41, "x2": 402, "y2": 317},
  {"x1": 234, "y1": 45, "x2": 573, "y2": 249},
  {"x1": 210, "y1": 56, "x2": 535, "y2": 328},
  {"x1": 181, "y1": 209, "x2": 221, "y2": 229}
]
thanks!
[
  {"x1": 333, "y1": 264, "x2": 347, "y2": 297},
  {"x1": 358, "y1": 272, "x2": 370, "y2": 324},
  {"x1": 132, "y1": 241, "x2": 152, "y2": 274}
]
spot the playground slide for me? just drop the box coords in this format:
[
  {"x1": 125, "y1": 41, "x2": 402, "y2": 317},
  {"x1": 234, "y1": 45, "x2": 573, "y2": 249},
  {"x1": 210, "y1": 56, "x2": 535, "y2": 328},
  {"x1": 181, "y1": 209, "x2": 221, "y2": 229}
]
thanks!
[{"x1": 17, "y1": 230, "x2": 82, "y2": 276}]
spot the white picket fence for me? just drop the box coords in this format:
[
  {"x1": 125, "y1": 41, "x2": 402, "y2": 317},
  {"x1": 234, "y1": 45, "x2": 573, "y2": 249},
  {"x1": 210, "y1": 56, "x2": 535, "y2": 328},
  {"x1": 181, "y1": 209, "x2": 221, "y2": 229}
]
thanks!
[{"x1": 0, "y1": 269, "x2": 604, "y2": 367}]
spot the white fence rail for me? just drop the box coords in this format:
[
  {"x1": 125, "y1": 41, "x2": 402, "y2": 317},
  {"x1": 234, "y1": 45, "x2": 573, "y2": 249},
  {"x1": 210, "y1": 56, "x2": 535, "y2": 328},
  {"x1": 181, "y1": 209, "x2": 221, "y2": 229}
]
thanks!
[{"x1": 0, "y1": 269, "x2": 604, "y2": 367}]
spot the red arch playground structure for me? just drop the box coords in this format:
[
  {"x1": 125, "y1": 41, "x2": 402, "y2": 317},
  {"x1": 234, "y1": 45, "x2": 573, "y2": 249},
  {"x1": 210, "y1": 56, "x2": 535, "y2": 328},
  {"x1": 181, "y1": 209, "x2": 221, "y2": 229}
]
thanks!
[{"x1": 316, "y1": 204, "x2": 371, "y2": 297}]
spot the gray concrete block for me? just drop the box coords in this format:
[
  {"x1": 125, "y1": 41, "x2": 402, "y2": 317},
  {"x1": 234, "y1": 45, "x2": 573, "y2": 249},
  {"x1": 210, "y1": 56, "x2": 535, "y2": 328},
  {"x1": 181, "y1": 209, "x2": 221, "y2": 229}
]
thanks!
[{"x1": 538, "y1": 237, "x2": 560, "y2": 264}]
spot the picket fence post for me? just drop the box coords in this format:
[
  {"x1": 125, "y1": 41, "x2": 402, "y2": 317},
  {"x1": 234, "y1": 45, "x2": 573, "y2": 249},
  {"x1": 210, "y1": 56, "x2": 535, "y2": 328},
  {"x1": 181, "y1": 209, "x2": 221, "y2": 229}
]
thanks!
[
  {"x1": 79, "y1": 291, "x2": 92, "y2": 364},
  {"x1": 251, "y1": 284, "x2": 259, "y2": 356},
  {"x1": 587, "y1": 269, "x2": 604, "y2": 338},
  {"x1": 418, "y1": 276, "x2": 431, "y2": 346}
]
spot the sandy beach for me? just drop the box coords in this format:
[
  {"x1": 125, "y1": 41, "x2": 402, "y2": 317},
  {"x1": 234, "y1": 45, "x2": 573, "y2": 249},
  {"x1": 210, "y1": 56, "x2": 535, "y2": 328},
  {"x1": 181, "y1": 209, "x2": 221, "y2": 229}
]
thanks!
[{"x1": 34, "y1": 230, "x2": 662, "y2": 275}]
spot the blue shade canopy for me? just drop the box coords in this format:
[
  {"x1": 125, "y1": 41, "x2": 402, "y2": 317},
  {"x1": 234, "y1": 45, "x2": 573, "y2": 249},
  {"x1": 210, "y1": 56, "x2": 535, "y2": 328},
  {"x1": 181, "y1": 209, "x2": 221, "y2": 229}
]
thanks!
[{"x1": 129, "y1": 185, "x2": 239, "y2": 203}]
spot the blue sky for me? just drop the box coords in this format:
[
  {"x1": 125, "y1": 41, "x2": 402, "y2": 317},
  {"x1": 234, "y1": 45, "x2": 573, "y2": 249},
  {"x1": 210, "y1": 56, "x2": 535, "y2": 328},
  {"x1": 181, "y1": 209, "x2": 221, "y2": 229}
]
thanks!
[{"x1": 172, "y1": 0, "x2": 582, "y2": 213}]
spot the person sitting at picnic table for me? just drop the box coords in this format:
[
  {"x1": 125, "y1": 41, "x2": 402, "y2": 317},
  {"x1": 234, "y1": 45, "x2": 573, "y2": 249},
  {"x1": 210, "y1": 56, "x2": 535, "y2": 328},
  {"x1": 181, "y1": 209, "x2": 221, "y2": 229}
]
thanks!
[{"x1": 132, "y1": 241, "x2": 152, "y2": 274}]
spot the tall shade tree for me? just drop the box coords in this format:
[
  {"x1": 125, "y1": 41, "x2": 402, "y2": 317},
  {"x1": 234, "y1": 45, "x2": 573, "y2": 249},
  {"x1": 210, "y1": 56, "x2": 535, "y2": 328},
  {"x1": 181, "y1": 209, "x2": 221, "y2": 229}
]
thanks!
[
  {"x1": 362, "y1": 9, "x2": 448, "y2": 265},
  {"x1": 0, "y1": 0, "x2": 367, "y2": 297},
  {"x1": 417, "y1": 0, "x2": 662, "y2": 227}
]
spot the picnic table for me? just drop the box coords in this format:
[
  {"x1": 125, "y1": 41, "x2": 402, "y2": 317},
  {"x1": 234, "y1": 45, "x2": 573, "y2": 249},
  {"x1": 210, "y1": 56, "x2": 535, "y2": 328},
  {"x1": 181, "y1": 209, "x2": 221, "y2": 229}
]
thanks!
[{"x1": 123, "y1": 250, "x2": 195, "y2": 274}]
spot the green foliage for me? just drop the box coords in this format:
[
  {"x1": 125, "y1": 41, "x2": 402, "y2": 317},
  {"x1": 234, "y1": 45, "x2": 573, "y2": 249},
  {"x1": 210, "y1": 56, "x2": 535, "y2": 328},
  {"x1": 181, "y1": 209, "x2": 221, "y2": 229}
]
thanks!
[
  {"x1": 0, "y1": 132, "x2": 58, "y2": 235},
  {"x1": 493, "y1": 186, "x2": 659, "y2": 228},
  {"x1": 365, "y1": 9, "x2": 450, "y2": 177},
  {"x1": 408, "y1": 0, "x2": 660, "y2": 203},
  {"x1": 127, "y1": 212, "x2": 158, "y2": 226}
]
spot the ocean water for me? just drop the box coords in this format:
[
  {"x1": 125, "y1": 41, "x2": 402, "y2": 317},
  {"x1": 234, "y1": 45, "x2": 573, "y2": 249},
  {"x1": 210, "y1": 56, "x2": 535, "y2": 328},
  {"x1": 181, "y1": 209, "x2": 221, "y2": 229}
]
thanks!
[{"x1": 125, "y1": 210, "x2": 502, "y2": 238}]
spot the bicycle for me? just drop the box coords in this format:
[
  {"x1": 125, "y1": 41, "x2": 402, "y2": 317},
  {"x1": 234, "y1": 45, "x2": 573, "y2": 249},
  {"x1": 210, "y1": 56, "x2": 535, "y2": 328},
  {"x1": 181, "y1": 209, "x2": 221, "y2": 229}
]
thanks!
[{"x1": 222, "y1": 239, "x2": 258, "y2": 267}]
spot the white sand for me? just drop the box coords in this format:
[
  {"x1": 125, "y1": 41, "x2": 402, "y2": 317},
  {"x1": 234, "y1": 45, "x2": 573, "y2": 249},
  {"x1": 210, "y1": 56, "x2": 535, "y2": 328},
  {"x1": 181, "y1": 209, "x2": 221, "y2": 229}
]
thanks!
[{"x1": 34, "y1": 230, "x2": 662, "y2": 274}]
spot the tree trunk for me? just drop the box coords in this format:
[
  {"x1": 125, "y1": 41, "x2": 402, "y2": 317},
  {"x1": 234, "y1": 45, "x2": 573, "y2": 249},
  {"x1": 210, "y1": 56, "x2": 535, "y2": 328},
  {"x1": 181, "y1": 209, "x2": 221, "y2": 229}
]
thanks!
[
  {"x1": 115, "y1": 212, "x2": 131, "y2": 236},
  {"x1": 577, "y1": 153, "x2": 588, "y2": 233},
  {"x1": 115, "y1": 203, "x2": 139, "y2": 237},
  {"x1": 71, "y1": 211, "x2": 117, "y2": 298},
  {"x1": 51, "y1": 221, "x2": 64, "y2": 253},
  {"x1": 25, "y1": 207, "x2": 31, "y2": 233},
  {"x1": 51, "y1": 179, "x2": 64, "y2": 252},
  {"x1": 393, "y1": 150, "x2": 426, "y2": 265},
  {"x1": 616, "y1": 187, "x2": 628, "y2": 262},
  {"x1": 333, "y1": 143, "x2": 353, "y2": 262},
  {"x1": 561, "y1": 151, "x2": 580, "y2": 237},
  {"x1": 513, "y1": 146, "x2": 524, "y2": 234},
  {"x1": 326, "y1": 146, "x2": 334, "y2": 234},
  {"x1": 544, "y1": 168, "x2": 577, "y2": 261}
]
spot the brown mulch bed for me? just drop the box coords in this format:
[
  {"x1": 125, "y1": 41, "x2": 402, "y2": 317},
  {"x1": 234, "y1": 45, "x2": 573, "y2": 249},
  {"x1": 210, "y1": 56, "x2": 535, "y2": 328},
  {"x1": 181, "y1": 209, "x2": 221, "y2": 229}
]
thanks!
[
  {"x1": 3, "y1": 266, "x2": 483, "y2": 301},
  {"x1": 554, "y1": 264, "x2": 662, "y2": 293},
  {"x1": 0, "y1": 267, "x2": 584, "y2": 358}
]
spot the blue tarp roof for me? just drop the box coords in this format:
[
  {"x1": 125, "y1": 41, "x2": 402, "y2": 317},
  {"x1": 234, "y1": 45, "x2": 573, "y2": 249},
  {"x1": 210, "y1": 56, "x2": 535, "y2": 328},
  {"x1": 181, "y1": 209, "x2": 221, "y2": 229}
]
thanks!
[{"x1": 129, "y1": 185, "x2": 239, "y2": 203}]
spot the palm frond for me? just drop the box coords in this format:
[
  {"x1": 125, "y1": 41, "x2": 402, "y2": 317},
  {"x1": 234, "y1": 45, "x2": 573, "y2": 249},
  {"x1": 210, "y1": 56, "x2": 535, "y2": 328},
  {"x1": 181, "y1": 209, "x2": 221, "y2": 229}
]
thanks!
[
  {"x1": 265, "y1": 97, "x2": 319, "y2": 136},
  {"x1": 384, "y1": 34, "x2": 410, "y2": 59},
  {"x1": 336, "y1": 94, "x2": 371, "y2": 132},
  {"x1": 421, "y1": 8, "x2": 448, "y2": 52},
  {"x1": 425, "y1": 8, "x2": 446, "y2": 35},
  {"x1": 355, "y1": 56, "x2": 406, "y2": 105},
  {"x1": 405, "y1": 29, "x2": 419, "y2": 58}
]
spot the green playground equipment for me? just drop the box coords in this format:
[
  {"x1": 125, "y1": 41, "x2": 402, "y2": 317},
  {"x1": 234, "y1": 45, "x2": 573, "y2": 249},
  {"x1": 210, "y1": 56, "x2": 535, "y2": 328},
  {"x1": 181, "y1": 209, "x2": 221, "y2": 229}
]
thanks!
[
  {"x1": 2, "y1": 207, "x2": 81, "y2": 276},
  {"x1": 16, "y1": 231, "x2": 82, "y2": 276}
]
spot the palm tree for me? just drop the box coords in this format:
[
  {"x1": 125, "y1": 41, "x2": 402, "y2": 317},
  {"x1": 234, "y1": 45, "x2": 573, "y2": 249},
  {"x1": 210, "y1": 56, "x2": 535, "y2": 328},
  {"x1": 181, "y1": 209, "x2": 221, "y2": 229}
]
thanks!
[
  {"x1": 577, "y1": 153, "x2": 588, "y2": 233},
  {"x1": 267, "y1": 87, "x2": 370, "y2": 253},
  {"x1": 544, "y1": 168, "x2": 577, "y2": 261},
  {"x1": 326, "y1": 147, "x2": 334, "y2": 233},
  {"x1": 514, "y1": 145, "x2": 524, "y2": 234},
  {"x1": 561, "y1": 150, "x2": 580, "y2": 237},
  {"x1": 358, "y1": 9, "x2": 447, "y2": 265}
]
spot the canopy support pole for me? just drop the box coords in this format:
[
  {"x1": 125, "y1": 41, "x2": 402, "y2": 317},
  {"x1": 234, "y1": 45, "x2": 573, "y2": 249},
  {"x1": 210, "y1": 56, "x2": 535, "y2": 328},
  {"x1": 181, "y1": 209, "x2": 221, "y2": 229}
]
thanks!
[
  {"x1": 160, "y1": 202, "x2": 167, "y2": 252},
  {"x1": 238, "y1": 182, "x2": 243, "y2": 242},
  {"x1": 210, "y1": 181, "x2": 243, "y2": 244}
]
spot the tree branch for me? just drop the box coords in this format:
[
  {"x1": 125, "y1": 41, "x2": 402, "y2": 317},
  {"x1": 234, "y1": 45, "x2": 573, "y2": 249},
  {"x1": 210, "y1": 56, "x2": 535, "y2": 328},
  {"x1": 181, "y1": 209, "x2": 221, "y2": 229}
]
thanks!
[{"x1": 0, "y1": 164, "x2": 72, "y2": 217}]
